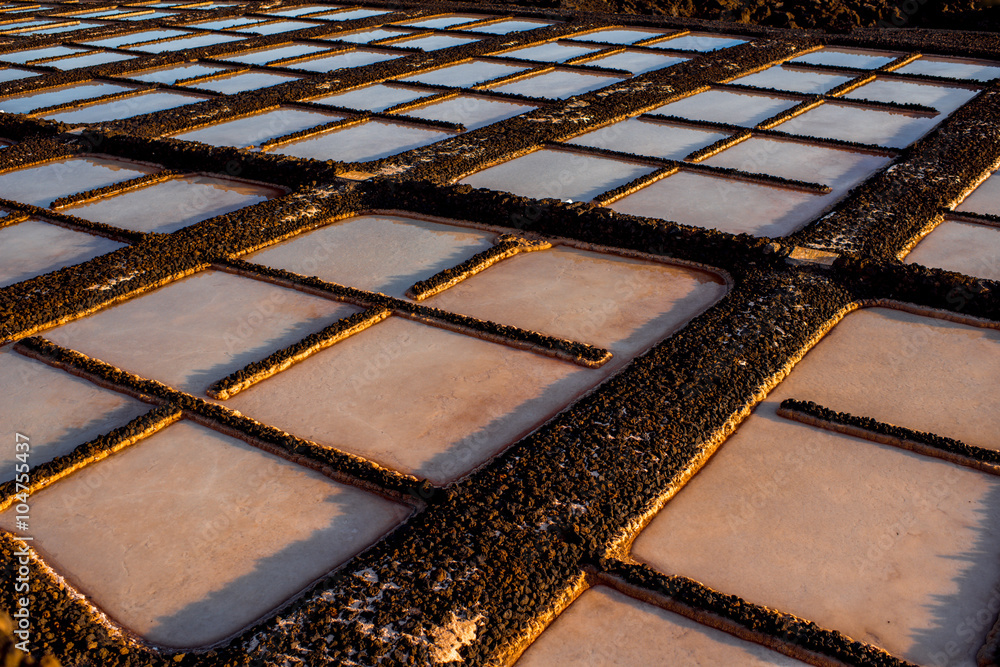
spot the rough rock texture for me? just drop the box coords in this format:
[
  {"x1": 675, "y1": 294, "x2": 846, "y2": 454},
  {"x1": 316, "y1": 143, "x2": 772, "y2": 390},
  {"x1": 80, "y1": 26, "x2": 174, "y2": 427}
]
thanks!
[{"x1": 480, "y1": 0, "x2": 1000, "y2": 33}]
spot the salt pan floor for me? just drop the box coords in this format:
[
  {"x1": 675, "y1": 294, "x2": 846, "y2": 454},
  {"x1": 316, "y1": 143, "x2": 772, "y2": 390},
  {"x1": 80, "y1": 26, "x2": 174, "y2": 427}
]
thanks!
[{"x1": 632, "y1": 308, "x2": 1000, "y2": 666}]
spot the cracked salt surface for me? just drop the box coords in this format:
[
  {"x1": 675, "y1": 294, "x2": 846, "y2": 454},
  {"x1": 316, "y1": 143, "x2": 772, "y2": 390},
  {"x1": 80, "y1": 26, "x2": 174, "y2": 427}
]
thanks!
[
  {"x1": 45, "y1": 270, "x2": 357, "y2": 396},
  {"x1": 581, "y1": 50, "x2": 687, "y2": 76},
  {"x1": 172, "y1": 107, "x2": 343, "y2": 148},
  {"x1": 608, "y1": 170, "x2": 833, "y2": 237},
  {"x1": 518, "y1": 586, "x2": 805, "y2": 665},
  {"x1": 0, "y1": 420, "x2": 411, "y2": 647},
  {"x1": 264, "y1": 118, "x2": 453, "y2": 162},
  {"x1": 44, "y1": 90, "x2": 212, "y2": 124},
  {"x1": 428, "y1": 245, "x2": 727, "y2": 362},
  {"x1": 633, "y1": 308, "x2": 1000, "y2": 666},
  {"x1": 904, "y1": 219, "x2": 1000, "y2": 282},
  {"x1": 0, "y1": 155, "x2": 155, "y2": 207},
  {"x1": 769, "y1": 102, "x2": 944, "y2": 148},
  {"x1": 648, "y1": 88, "x2": 798, "y2": 128},
  {"x1": 246, "y1": 214, "x2": 495, "y2": 298},
  {"x1": 488, "y1": 69, "x2": 624, "y2": 99},
  {"x1": 231, "y1": 242, "x2": 724, "y2": 483},
  {"x1": 0, "y1": 219, "x2": 126, "y2": 287},
  {"x1": 399, "y1": 59, "x2": 528, "y2": 87},
  {"x1": 459, "y1": 148, "x2": 653, "y2": 201},
  {"x1": 65, "y1": 175, "x2": 281, "y2": 234},
  {"x1": 224, "y1": 316, "x2": 608, "y2": 483},
  {"x1": 0, "y1": 347, "x2": 148, "y2": 480},
  {"x1": 702, "y1": 136, "x2": 891, "y2": 196},
  {"x1": 566, "y1": 117, "x2": 725, "y2": 159},
  {"x1": 400, "y1": 95, "x2": 533, "y2": 131},
  {"x1": 788, "y1": 47, "x2": 900, "y2": 69},
  {"x1": 731, "y1": 64, "x2": 852, "y2": 94},
  {"x1": 0, "y1": 81, "x2": 135, "y2": 115}
]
